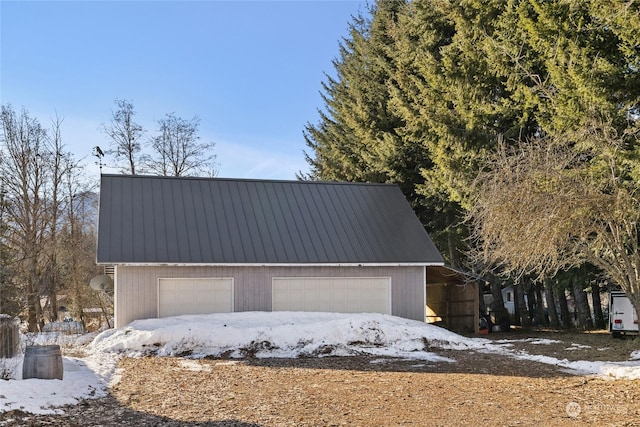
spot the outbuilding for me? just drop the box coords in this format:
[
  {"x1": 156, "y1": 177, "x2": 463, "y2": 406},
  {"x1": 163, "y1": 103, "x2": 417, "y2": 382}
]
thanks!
[{"x1": 96, "y1": 174, "x2": 447, "y2": 328}]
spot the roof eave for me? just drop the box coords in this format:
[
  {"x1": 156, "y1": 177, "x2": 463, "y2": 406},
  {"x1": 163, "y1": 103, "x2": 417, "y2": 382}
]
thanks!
[{"x1": 96, "y1": 261, "x2": 445, "y2": 268}]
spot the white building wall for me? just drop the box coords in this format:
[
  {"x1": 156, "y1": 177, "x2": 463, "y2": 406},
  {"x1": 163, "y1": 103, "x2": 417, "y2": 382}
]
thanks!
[{"x1": 114, "y1": 265, "x2": 426, "y2": 327}]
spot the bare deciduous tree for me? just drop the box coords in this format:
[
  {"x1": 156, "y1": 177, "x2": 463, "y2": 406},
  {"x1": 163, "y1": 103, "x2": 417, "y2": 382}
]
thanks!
[
  {"x1": 468, "y1": 120, "x2": 640, "y2": 320},
  {"x1": 146, "y1": 113, "x2": 216, "y2": 177},
  {"x1": 0, "y1": 180, "x2": 20, "y2": 317},
  {"x1": 41, "y1": 114, "x2": 67, "y2": 323},
  {"x1": 0, "y1": 105, "x2": 52, "y2": 330},
  {"x1": 59, "y1": 166, "x2": 104, "y2": 330},
  {"x1": 100, "y1": 99, "x2": 144, "y2": 175},
  {"x1": 0, "y1": 105, "x2": 102, "y2": 331}
]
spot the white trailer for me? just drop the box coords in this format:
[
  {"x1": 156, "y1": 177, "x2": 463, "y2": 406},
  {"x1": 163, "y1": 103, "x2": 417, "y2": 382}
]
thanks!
[{"x1": 609, "y1": 291, "x2": 639, "y2": 336}]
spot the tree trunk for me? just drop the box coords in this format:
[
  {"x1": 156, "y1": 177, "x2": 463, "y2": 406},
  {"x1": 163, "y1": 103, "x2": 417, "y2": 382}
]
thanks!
[
  {"x1": 513, "y1": 284, "x2": 521, "y2": 326},
  {"x1": 446, "y1": 210, "x2": 458, "y2": 268},
  {"x1": 535, "y1": 282, "x2": 546, "y2": 326},
  {"x1": 544, "y1": 279, "x2": 560, "y2": 329},
  {"x1": 488, "y1": 274, "x2": 506, "y2": 328},
  {"x1": 489, "y1": 277, "x2": 504, "y2": 308},
  {"x1": 571, "y1": 276, "x2": 593, "y2": 330},
  {"x1": 26, "y1": 281, "x2": 38, "y2": 332},
  {"x1": 591, "y1": 282, "x2": 606, "y2": 330},
  {"x1": 557, "y1": 286, "x2": 572, "y2": 329},
  {"x1": 46, "y1": 260, "x2": 58, "y2": 322},
  {"x1": 447, "y1": 229, "x2": 457, "y2": 268},
  {"x1": 50, "y1": 289, "x2": 58, "y2": 321},
  {"x1": 516, "y1": 280, "x2": 531, "y2": 327},
  {"x1": 73, "y1": 285, "x2": 85, "y2": 328},
  {"x1": 526, "y1": 284, "x2": 537, "y2": 324},
  {"x1": 478, "y1": 280, "x2": 487, "y2": 315},
  {"x1": 27, "y1": 253, "x2": 40, "y2": 332}
]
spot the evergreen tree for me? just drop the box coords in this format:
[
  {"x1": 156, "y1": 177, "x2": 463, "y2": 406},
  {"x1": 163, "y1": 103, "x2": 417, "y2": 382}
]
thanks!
[
  {"x1": 467, "y1": 0, "x2": 640, "y2": 316},
  {"x1": 304, "y1": 0, "x2": 640, "y2": 302},
  {"x1": 304, "y1": 1, "x2": 406, "y2": 185},
  {"x1": 304, "y1": 0, "x2": 466, "y2": 264}
]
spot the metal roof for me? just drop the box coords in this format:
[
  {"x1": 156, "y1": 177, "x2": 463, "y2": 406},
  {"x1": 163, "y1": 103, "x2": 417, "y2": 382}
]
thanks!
[{"x1": 96, "y1": 175, "x2": 444, "y2": 265}]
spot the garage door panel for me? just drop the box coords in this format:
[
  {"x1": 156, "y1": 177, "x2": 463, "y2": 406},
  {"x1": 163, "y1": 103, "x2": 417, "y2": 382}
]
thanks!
[
  {"x1": 317, "y1": 292, "x2": 334, "y2": 307},
  {"x1": 272, "y1": 277, "x2": 391, "y2": 314},
  {"x1": 158, "y1": 278, "x2": 233, "y2": 318}
]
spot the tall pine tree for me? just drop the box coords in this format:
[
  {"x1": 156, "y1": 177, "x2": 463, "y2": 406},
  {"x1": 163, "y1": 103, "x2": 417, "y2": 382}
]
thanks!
[
  {"x1": 467, "y1": 0, "x2": 640, "y2": 315},
  {"x1": 304, "y1": 0, "x2": 466, "y2": 264}
]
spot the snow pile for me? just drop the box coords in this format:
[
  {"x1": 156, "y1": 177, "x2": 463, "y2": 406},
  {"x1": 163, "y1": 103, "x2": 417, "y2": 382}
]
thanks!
[
  {"x1": 24, "y1": 330, "x2": 98, "y2": 349},
  {"x1": 87, "y1": 312, "x2": 485, "y2": 359}
]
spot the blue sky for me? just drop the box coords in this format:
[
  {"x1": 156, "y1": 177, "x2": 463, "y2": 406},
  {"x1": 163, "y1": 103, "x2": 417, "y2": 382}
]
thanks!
[{"x1": 1, "y1": 0, "x2": 368, "y2": 180}]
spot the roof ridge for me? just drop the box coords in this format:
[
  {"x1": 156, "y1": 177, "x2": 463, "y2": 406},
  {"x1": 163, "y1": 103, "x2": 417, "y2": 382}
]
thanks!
[{"x1": 100, "y1": 174, "x2": 397, "y2": 187}]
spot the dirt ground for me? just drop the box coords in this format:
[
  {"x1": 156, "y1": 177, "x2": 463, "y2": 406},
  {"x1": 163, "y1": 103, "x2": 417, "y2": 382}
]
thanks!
[{"x1": 3, "y1": 329, "x2": 640, "y2": 426}]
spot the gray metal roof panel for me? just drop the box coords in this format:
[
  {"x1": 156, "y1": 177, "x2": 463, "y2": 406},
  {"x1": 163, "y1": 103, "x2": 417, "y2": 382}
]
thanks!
[{"x1": 97, "y1": 175, "x2": 444, "y2": 265}]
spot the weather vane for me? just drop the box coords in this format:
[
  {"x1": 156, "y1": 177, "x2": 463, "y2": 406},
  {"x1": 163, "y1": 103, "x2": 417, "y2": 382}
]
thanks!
[{"x1": 93, "y1": 146, "x2": 104, "y2": 173}]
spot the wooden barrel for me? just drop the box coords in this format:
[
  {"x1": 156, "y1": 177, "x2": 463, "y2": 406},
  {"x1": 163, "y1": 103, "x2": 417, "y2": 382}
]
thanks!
[
  {"x1": 0, "y1": 316, "x2": 19, "y2": 358},
  {"x1": 22, "y1": 345, "x2": 63, "y2": 380}
]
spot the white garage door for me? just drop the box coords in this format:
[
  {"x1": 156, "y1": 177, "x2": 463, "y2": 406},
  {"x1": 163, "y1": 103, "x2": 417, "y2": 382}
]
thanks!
[
  {"x1": 272, "y1": 277, "x2": 391, "y2": 314},
  {"x1": 158, "y1": 278, "x2": 233, "y2": 318}
]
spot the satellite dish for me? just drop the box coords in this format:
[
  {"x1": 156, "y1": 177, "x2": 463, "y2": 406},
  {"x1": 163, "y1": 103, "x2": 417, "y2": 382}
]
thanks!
[{"x1": 89, "y1": 275, "x2": 113, "y2": 291}]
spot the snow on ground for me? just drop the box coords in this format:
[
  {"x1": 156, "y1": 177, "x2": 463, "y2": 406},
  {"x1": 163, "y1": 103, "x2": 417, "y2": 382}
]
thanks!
[
  {"x1": 493, "y1": 338, "x2": 562, "y2": 345},
  {"x1": 87, "y1": 311, "x2": 483, "y2": 358},
  {"x1": 0, "y1": 353, "x2": 117, "y2": 416},
  {"x1": 1, "y1": 311, "x2": 640, "y2": 416}
]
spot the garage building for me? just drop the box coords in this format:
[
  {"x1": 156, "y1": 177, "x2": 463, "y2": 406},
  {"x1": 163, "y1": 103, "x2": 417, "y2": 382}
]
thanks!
[{"x1": 96, "y1": 174, "x2": 446, "y2": 327}]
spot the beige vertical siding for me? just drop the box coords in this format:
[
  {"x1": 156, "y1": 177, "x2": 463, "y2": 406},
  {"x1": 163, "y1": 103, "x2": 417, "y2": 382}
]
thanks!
[{"x1": 114, "y1": 265, "x2": 425, "y2": 327}]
